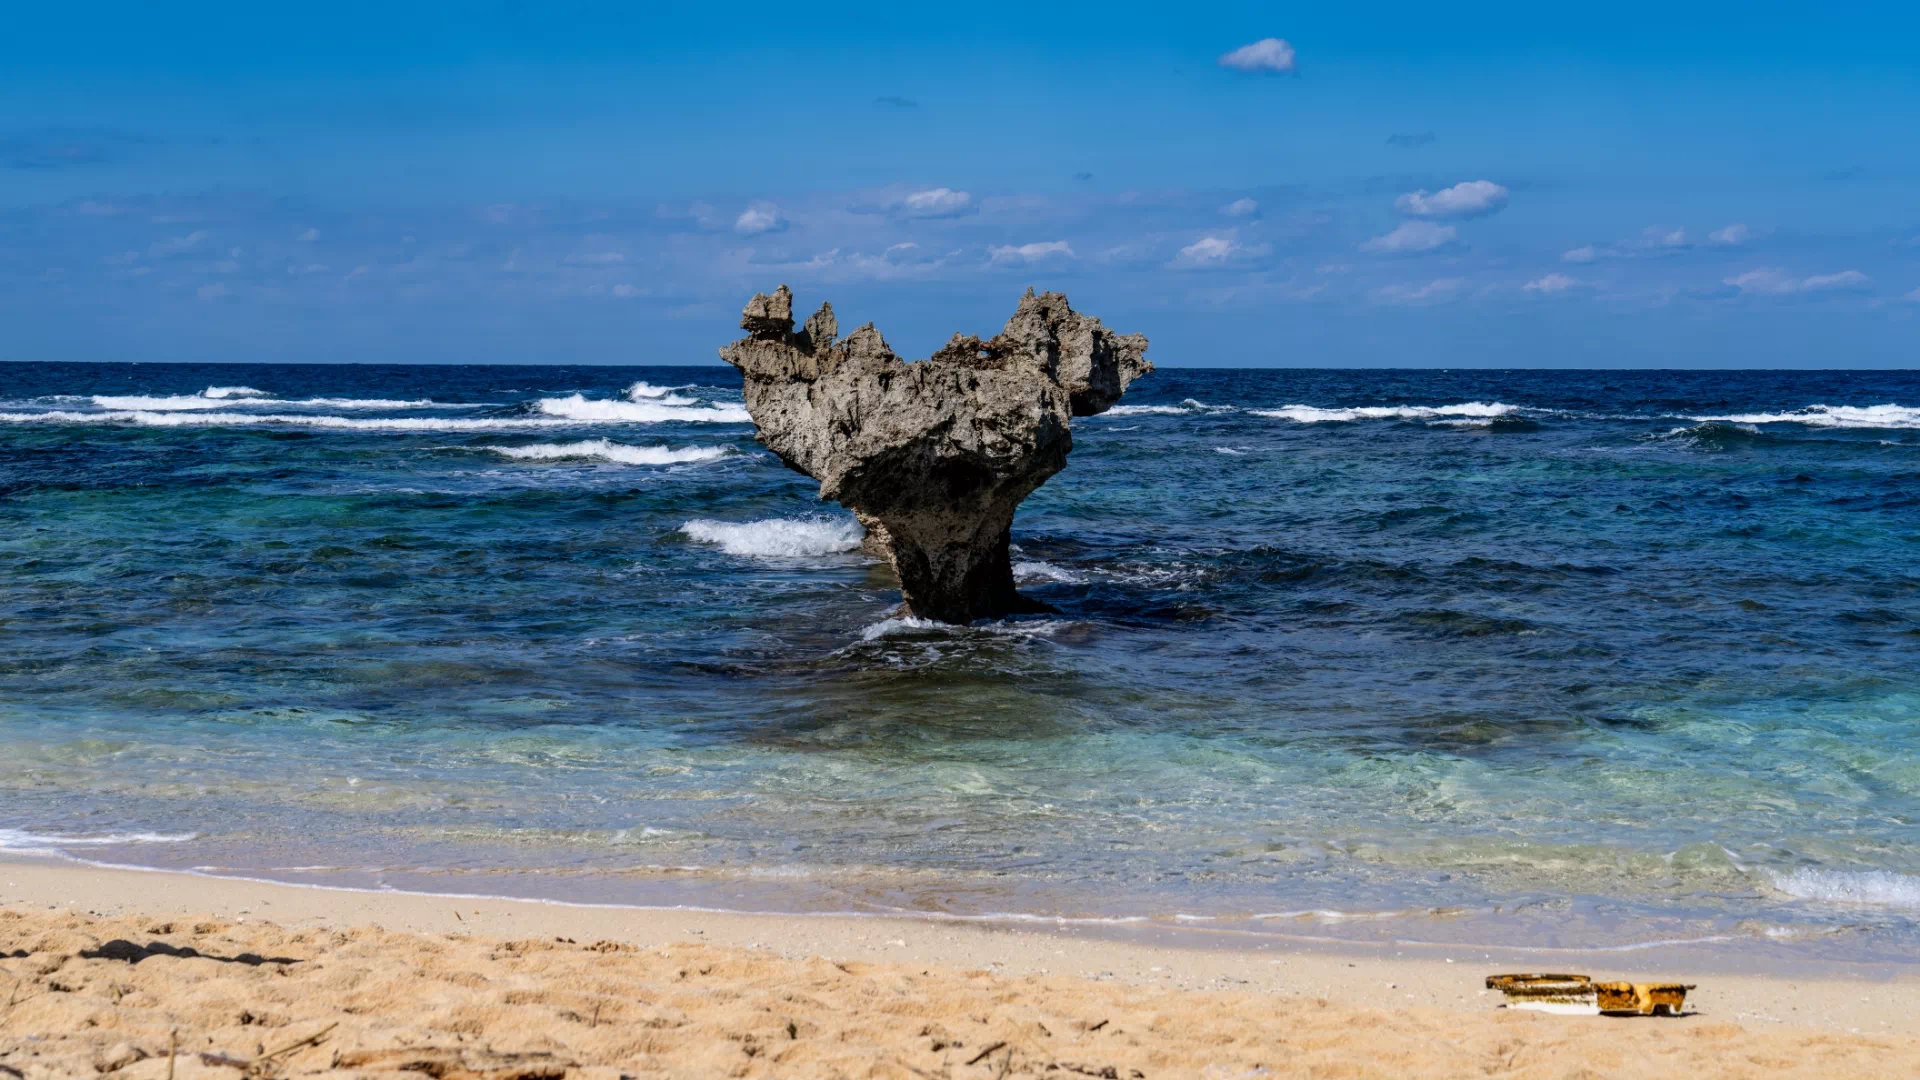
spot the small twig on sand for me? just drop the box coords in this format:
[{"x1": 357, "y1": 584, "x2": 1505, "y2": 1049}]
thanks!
[
  {"x1": 166, "y1": 1029, "x2": 177, "y2": 1080},
  {"x1": 967, "y1": 1041, "x2": 1008, "y2": 1066},
  {"x1": 996, "y1": 1047, "x2": 1014, "y2": 1079},
  {"x1": 255, "y1": 1021, "x2": 339, "y2": 1066}
]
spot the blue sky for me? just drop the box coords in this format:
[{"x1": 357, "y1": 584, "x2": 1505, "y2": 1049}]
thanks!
[{"x1": 3, "y1": 1, "x2": 1917, "y2": 366}]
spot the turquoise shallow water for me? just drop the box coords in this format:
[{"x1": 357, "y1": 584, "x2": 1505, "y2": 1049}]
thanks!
[{"x1": 2, "y1": 363, "x2": 1918, "y2": 960}]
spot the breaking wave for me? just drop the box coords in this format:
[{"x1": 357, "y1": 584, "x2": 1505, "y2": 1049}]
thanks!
[
  {"x1": 625, "y1": 381, "x2": 697, "y2": 406},
  {"x1": 1013, "y1": 559, "x2": 1086, "y2": 584},
  {"x1": 1252, "y1": 401, "x2": 1520, "y2": 423},
  {"x1": 1686, "y1": 404, "x2": 1920, "y2": 430},
  {"x1": 1771, "y1": 868, "x2": 1920, "y2": 909},
  {"x1": 492, "y1": 440, "x2": 733, "y2": 466},
  {"x1": 1102, "y1": 399, "x2": 1234, "y2": 417},
  {"x1": 0, "y1": 827, "x2": 197, "y2": 851},
  {"x1": 535, "y1": 394, "x2": 749, "y2": 424},
  {"x1": 858, "y1": 616, "x2": 1074, "y2": 641},
  {"x1": 87, "y1": 386, "x2": 446, "y2": 411},
  {"x1": 1, "y1": 410, "x2": 627, "y2": 432},
  {"x1": 679, "y1": 516, "x2": 865, "y2": 557}
]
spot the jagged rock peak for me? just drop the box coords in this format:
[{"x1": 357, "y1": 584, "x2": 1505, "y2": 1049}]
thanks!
[{"x1": 718, "y1": 286, "x2": 1151, "y2": 623}]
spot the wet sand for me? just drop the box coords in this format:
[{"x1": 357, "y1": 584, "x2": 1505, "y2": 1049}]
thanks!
[{"x1": 2, "y1": 857, "x2": 1917, "y2": 1077}]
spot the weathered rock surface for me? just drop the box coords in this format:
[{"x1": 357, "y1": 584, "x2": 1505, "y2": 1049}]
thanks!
[{"x1": 720, "y1": 285, "x2": 1151, "y2": 623}]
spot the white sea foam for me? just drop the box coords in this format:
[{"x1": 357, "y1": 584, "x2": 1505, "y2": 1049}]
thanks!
[
  {"x1": 92, "y1": 393, "x2": 242, "y2": 411},
  {"x1": 89, "y1": 389, "x2": 445, "y2": 411},
  {"x1": 1771, "y1": 868, "x2": 1920, "y2": 909},
  {"x1": 1012, "y1": 559, "x2": 1086, "y2": 584},
  {"x1": 0, "y1": 827, "x2": 197, "y2": 851},
  {"x1": 492, "y1": 440, "x2": 731, "y2": 466},
  {"x1": 858, "y1": 616, "x2": 1074, "y2": 641},
  {"x1": 1252, "y1": 401, "x2": 1519, "y2": 423},
  {"x1": 680, "y1": 517, "x2": 865, "y2": 557},
  {"x1": 1214, "y1": 446, "x2": 1248, "y2": 455},
  {"x1": 1102, "y1": 398, "x2": 1232, "y2": 417},
  {"x1": 625, "y1": 381, "x2": 697, "y2": 406},
  {"x1": 536, "y1": 394, "x2": 749, "y2": 424},
  {"x1": 1687, "y1": 404, "x2": 1920, "y2": 430},
  {"x1": 294, "y1": 397, "x2": 452, "y2": 409},
  {"x1": 0, "y1": 410, "x2": 618, "y2": 432}
]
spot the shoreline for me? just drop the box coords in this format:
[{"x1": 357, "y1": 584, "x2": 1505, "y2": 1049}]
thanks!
[
  {"x1": 6, "y1": 847, "x2": 1914, "y2": 974},
  {"x1": 5, "y1": 855, "x2": 1916, "y2": 1037}
]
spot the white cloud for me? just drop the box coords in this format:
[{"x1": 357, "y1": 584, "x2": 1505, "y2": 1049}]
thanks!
[
  {"x1": 1394, "y1": 180, "x2": 1509, "y2": 219},
  {"x1": 1724, "y1": 268, "x2": 1870, "y2": 296},
  {"x1": 1906, "y1": 286, "x2": 1920, "y2": 303},
  {"x1": 297, "y1": 227, "x2": 320, "y2": 242},
  {"x1": 149, "y1": 230, "x2": 207, "y2": 257},
  {"x1": 734, "y1": 203, "x2": 787, "y2": 235},
  {"x1": 1170, "y1": 233, "x2": 1271, "y2": 269},
  {"x1": 1361, "y1": 221, "x2": 1456, "y2": 255},
  {"x1": 1565, "y1": 227, "x2": 1693, "y2": 263},
  {"x1": 901, "y1": 187, "x2": 975, "y2": 219},
  {"x1": 1709, "y1": 223, "x2": 1750, "y2": 246},
  {"x1": 1218, "y1": 38, "x2": 1296, "y2": 73},
  {"x1": 988, "y1": 240, "x2": 1074, "y2": 265},
  {"x1": 1223, "y1": 197, "x2": 1259, "y2": 217},
  {"x1": 1374, "y1": 278, "x2": 1464, "y2": 304},
  {"x1": 1523, "y1": 273, "x2": 1579, "y2": 294},
  {"x1": 195, "y1": 282, "x2": 228, "y2": 300}
]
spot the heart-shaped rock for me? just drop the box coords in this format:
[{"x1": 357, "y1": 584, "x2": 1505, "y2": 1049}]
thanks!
[{"x1": 720, "y1": 286, "x2": 1151, "y2": 622}]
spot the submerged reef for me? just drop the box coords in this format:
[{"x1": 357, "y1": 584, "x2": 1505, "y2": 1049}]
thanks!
[{"x1": 719, "y1": 285, "x2": 1151, "y2": 622}]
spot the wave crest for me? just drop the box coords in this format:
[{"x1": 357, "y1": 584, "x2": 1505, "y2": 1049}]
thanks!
[
  {"x1": 1252, "y1": 401, "x2": 1519, "y2": 423},
  {"x1": 625, "y1": 381, "x2": 697, "y2": 406},
  {"x1": 1688, "y1": 404, "x2": 1920, "y2": 430},
  {"x1": 1771, "y1": 868, "x2": 1920, "y2": 909},
  {"x1": 492, "y1": 440, "x2": 732, "y2": 466},
  {"x1": 679, "y1": 516, "x2": 865, "y2": 557},
  {"x1": 535, "y1": 394, "x2": 749, "y2": 424}
]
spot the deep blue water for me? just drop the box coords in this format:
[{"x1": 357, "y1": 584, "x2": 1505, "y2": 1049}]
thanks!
[{"x1": 2, "y1": 363, "x2": 1918, "y2": 960}]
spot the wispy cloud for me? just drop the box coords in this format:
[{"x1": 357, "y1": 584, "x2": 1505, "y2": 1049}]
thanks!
[
  {"x1": 1361, "y1": 221, "x2": 1456, "y2": 255},
  {"x1": 1724, "y1": 268, "x2": 1869, "y2": 295},
  {"x1": 1170, "y1": 233, "x2": 1270, "y2": 269},
  {"x1": 734, "y1": 202, "x2": 787, "y2": 235},
  {"x1": 1564, "y1": 226, "x2": 1692, "y2": 262},
  {"x1": 1218, "y1": 38, "x2": 1296, "y2": 74},
  {"x1": 1374, "y1": 277, "x2": 1463, "y2": 304},
  {"x1": 1709, "y1": 223, "x2": 1751, "y2": 246},
  {"x1": 1385, "y1": 132, "x2": 1436, "y2": 149},
  {"x1": 1222, "y1": 198, "x2": 1259, "y2": 218},
  {"x1": 1395, "y1": 180, "x2": 1509, "y2": 220},
  {"x1": 988, "y1": 240, "x2": 1073, "y2": 265},
  {"x1": 149, "y1": 230, "x2": 208, "y2": 257},
  {"x1": 1523, "y1": 272, "x2": 1579, "y2": 294},
  {"x1": 901, "y1": 187, "x2": 975, "y2": 219},
  {"x1": 848, "y1": 186, "x2": 978, "y2": 220}
]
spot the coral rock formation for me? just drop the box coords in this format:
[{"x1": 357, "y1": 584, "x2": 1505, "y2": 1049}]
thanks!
[{"x1": 720, "y1": 285, "x2": 1151, "y2": 623}]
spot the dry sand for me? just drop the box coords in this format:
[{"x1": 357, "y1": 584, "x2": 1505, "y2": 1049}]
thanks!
[{"x1": 2, "y1": 858, "x2": 1918, "y2": 1078}]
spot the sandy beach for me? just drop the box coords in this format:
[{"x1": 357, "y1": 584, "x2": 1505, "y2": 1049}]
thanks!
[{"x1": 2, "y1": 858, "x2": 1916, "y2": 1078}]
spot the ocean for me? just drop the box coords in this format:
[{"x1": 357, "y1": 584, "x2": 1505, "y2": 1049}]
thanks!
[{"x1": 2, "y1": 363, "x2": 1917, "y2": 963}]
